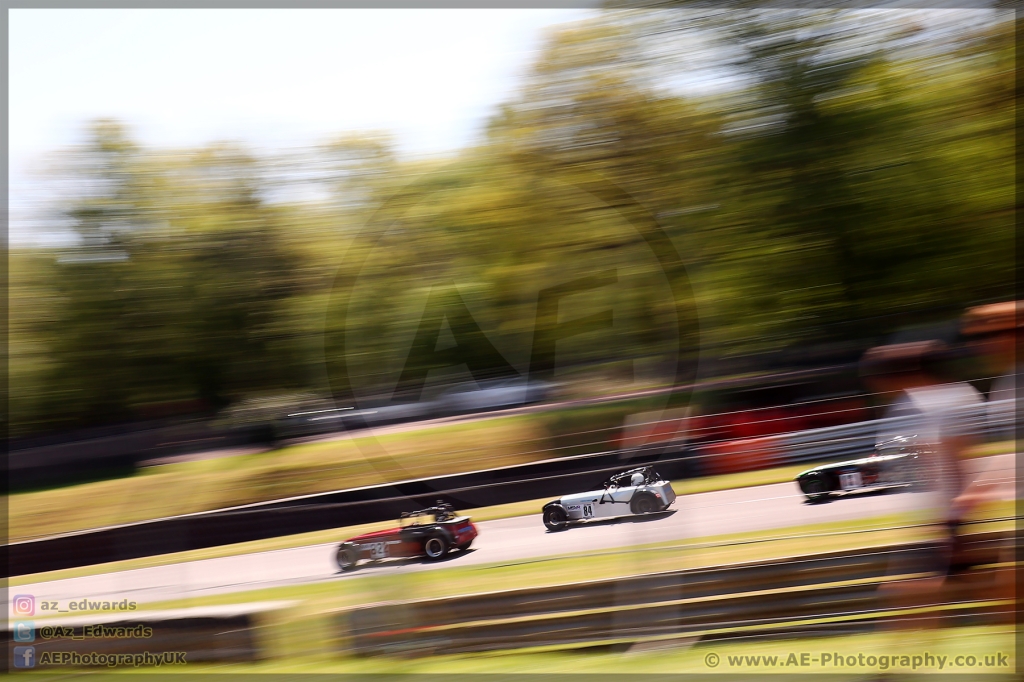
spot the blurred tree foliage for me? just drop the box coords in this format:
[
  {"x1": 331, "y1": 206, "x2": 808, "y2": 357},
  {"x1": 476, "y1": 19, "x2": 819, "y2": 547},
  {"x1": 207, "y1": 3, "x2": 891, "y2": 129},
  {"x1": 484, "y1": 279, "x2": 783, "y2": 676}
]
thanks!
[{"x1": 10, "y1": 11, "x2": 1013, "y2": 436}]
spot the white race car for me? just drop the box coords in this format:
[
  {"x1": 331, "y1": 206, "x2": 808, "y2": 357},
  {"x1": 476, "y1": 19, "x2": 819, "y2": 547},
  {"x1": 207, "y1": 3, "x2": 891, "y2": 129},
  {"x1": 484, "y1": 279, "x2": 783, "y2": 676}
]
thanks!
[{"x1": 542, "y1": 466, "x2": 676, "y2": 531}]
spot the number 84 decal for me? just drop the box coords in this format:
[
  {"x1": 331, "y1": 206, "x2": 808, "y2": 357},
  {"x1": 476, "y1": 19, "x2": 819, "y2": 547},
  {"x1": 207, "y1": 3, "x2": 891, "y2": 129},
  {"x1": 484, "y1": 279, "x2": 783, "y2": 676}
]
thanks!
[{"x1": 367, "y1": 541, "x2": 400, "y2": 559}]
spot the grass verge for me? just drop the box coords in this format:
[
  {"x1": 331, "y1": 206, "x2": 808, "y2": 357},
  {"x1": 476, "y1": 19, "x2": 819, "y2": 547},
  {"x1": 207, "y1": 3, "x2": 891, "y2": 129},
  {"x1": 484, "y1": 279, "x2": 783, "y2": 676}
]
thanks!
[
  {"x1": 965, "y1": 439, "x2": 1016, "y2": 459},
  {"x1": 10, "y1": 414, "x2": 548, "y2": 541}
]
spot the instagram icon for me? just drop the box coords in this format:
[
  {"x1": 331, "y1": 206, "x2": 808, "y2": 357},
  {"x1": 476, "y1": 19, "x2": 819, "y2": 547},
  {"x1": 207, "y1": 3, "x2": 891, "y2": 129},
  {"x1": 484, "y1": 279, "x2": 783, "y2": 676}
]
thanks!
[{"x1": 12, "y1": 595, "x2": 35, "y2": 617}]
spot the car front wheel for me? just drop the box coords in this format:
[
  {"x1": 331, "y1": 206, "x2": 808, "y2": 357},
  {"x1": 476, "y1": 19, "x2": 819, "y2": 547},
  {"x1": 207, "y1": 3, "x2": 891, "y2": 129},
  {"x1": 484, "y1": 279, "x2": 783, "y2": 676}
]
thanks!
[
  {"x1": 336, "y1": 543, "x2": 359, "y2": 571},
  {"x1": 543, "y1": 505, "x2": 568, "y2": 531},
  {"x1": 802, "y1": 476, "x2": 830, "y2": 502}
]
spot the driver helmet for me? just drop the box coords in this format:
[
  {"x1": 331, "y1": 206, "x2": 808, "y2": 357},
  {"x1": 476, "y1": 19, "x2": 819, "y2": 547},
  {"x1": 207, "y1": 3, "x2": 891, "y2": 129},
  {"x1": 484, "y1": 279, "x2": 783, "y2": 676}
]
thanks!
[{"x1": 630, "y1": 472, "x2": 645, "y2": 486}]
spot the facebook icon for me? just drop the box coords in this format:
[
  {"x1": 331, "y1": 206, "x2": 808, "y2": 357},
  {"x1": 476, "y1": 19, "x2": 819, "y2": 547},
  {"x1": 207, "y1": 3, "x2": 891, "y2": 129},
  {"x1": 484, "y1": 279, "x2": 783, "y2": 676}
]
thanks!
[{"x1": 13, "y1": 646, "x2": 35, "y2": 669}]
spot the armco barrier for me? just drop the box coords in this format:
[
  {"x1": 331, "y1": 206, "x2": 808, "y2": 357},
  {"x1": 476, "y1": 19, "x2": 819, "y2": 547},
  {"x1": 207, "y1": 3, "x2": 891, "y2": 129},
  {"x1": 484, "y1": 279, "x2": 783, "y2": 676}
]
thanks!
[
  {"x1": 343, "y1": 530, "x2": 1012, "y2": 656},
  {"x1": 355, "y1": 584, "x2": 885, "y2": 655},
  {"x1": 777, "y1": 398, "x2": 1009, "y2": 466},
  {"x1": 5, "y1": 402, "x2": 1011, "y2": 577},
  {"x1": 350, "y1": 543, "x2": 903, "y2": 633},
  {"x1": 344, "y1": 545, "x2": 900, "y2": 654}
]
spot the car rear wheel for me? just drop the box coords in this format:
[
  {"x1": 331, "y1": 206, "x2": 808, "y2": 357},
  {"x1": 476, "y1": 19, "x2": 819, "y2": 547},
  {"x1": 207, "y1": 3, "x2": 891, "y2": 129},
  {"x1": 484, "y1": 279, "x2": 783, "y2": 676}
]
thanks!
[
  {"x1": 423, "y1": 535, "x2": 450, "y2": 560},
  {"x1": 336, "y1": 543, "x2": 359, "y2": 571},
  {"x1": 543, "y1": 505, "x2": 568, "y2": 531},
  {"x1": 631, "y1": 494, "x2": 659, "y2": 514}
]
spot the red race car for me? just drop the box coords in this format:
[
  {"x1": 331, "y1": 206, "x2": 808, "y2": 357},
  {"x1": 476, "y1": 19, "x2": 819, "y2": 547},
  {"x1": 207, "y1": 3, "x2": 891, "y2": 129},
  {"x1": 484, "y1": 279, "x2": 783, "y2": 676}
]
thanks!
[{"x1": 335, "y1": 502, "x2": 478, "y2": 571}]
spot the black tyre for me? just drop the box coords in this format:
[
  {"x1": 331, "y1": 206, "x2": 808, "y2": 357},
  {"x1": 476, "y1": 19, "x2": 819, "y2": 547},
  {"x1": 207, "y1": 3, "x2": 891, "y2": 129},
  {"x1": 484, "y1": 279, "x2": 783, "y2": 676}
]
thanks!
[
  {"x1": 801, "y1": 476, "x2": 830, "y2": 502},
  {"x1": 631, "y1": 493, "x2": 659, "y2": 514},
  {"x1": 336, "y1": 543, "x2": 359, "y2": 571},
  {"x1": 423, "y1": 535, "x2": 450, "y2": 560},
  {"x1": 543, "y1": 505, "x2": 568, "y2": 531}
]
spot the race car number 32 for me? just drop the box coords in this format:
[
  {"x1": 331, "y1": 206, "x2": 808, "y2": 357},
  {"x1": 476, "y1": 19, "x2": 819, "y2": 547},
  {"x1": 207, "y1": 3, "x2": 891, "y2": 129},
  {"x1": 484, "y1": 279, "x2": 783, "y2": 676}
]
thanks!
[
  {"x1": 839, "y1": 472, "x2": 863, "y2": 490},
  {"x1": 368, "y1": 542, "x2": 388, "y2": 559}
]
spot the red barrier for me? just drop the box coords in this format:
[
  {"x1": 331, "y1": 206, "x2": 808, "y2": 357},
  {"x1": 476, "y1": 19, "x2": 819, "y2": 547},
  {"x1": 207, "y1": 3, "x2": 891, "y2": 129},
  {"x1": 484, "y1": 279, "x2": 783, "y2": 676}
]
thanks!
[{"x1": 703, "y1": 435, "x2": 781, "y2": 475}]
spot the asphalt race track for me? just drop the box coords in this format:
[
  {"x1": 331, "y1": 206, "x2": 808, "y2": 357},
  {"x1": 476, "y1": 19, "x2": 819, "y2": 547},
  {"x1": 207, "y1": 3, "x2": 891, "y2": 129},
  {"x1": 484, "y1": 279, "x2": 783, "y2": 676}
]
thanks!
[{"x1": 10, "y1": 454, "x2": 1013, "y2": 613}]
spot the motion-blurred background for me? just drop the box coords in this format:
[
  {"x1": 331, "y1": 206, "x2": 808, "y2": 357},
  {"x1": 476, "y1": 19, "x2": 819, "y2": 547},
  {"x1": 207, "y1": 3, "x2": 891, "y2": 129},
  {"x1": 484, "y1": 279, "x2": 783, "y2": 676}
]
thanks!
[
  {"x1": 7, "y1": 8, "x2": 1016, "y2": 674},
  {"x1": 11, "y1": 8, "x2": 1011, "y2": 451}
]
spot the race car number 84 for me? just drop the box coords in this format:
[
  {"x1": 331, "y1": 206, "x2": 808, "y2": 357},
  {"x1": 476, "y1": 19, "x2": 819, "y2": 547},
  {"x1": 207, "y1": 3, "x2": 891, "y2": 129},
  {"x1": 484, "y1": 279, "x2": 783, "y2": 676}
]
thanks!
[
  {"x1": 839, "y1": 472, "x2": 863, "y2": 490},
  {"x1": 583, "y1": 504, "x2": 594, "y2": 518}
]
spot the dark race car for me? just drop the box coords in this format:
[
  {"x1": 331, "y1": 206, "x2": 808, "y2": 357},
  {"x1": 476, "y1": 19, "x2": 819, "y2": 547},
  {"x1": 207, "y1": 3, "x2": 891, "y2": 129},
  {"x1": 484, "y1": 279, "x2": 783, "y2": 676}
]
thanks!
[
  {"x1": 335, "y1": 502, "x2": 477, "y2": 571},
  {"x1": 795, "y1": 435, "x2": 927, "y2": 502}
]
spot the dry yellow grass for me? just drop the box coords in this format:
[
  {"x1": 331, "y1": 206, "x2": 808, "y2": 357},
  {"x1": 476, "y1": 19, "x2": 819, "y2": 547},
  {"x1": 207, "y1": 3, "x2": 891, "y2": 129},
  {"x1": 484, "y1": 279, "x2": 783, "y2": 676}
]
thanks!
[{"x1": 10, "y1": 415, "x2": 547, "y2": 541}]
